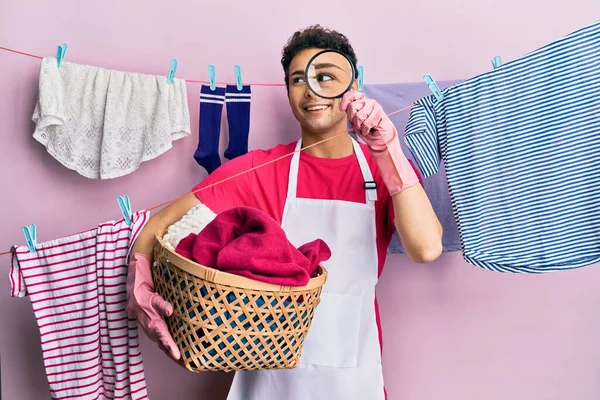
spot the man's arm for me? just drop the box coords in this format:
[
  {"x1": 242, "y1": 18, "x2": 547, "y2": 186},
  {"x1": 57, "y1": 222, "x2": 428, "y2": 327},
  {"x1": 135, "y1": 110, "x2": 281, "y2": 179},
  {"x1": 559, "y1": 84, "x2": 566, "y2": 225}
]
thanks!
[
  {"x1": 126, "y1": 192, "x2": 200, "y2": 361},
  {"x1": 340, "y1": 90, "x2": 443, "y2": 263},
  {"x1": 131, "y1": 152, "x2": 255, "y2": 259},
  {"x1": 131, "y1": 192, "x2": 200, "y2": 258},
  {"x1": 126, "y1": 153, "x2": 255, "y2": 361},
  {"x1": 392, "y1": 183, "x2": 443, "y2": 263}
]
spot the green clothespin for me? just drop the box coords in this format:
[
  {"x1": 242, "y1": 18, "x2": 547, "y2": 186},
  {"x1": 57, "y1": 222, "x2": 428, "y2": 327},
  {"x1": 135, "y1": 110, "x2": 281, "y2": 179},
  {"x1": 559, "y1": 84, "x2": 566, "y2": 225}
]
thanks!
[{"x1": 424, "y1": 74, "x2": 443, "y2": 101}]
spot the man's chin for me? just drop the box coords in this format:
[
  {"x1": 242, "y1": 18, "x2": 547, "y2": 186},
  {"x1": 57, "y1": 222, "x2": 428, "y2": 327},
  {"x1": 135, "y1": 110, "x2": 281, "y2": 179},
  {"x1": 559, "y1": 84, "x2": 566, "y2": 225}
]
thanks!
[
  {"x1": 304, "y1": 127, "x2": 329, "y2": 136},
  {"x1": 301, "y1": 120, "x2": 345, "y2": 136}
]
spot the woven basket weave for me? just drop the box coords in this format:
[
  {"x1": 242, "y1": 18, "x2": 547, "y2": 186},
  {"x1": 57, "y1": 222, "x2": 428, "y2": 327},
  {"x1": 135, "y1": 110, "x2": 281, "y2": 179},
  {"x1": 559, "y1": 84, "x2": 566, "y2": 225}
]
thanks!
[{"x1": 152, "y1": 230, "x2": 327, "y2": 372}]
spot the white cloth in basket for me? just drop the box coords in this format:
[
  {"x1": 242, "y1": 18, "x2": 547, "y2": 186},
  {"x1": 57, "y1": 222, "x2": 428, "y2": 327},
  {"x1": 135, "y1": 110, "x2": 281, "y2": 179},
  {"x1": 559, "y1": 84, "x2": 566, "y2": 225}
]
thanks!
[
  {"x1": 163, "y1": 203, "x2": 217, "y2": 250},
  {"x1": 32, "y1": 57, "x2": 191, "y2": 179}
]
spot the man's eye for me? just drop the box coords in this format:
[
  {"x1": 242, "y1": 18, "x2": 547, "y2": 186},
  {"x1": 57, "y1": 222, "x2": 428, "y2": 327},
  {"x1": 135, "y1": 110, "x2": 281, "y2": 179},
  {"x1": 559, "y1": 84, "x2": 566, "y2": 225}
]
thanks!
[
  {"x1": 318, "y1": 74, "x2": 334, "y2": 82},
  {"x1": 292, "y1": 77, "x2": 305, "y2": 84}
]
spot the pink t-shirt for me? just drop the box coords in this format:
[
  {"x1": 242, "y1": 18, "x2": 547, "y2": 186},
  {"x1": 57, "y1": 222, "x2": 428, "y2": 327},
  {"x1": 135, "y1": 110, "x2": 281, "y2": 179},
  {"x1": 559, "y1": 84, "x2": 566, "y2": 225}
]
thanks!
[{"x1": 192, "y1": 140, "x2": 421, "y2": 278}]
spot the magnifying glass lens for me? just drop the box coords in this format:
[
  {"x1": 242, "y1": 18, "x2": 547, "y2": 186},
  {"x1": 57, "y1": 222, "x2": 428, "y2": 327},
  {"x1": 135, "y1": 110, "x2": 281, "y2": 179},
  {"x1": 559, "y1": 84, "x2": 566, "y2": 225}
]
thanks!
[{"x1": 306, "y1": 50, "x2": 354, "y2": 99}]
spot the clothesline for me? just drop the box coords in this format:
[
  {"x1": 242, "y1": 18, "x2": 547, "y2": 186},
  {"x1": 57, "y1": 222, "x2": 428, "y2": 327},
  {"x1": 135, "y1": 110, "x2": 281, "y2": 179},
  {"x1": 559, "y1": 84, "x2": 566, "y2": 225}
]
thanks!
[
  {"x1": 0, "y1": 45, "x2": 287, "y2": 87},
  {"x1": 0, "y1": 101, "x2": 415, "y2": 257}
]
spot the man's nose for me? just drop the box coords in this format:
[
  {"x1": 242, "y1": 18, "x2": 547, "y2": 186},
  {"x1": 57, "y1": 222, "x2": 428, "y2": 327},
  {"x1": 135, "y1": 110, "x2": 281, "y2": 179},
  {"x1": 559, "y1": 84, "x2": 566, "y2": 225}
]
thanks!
[
  {"x1": 303, "y1": 83, "x2": 315, "y2": 99},
  {"x1": 304, "y1": 82, "x2": 315, "y2": 99}
]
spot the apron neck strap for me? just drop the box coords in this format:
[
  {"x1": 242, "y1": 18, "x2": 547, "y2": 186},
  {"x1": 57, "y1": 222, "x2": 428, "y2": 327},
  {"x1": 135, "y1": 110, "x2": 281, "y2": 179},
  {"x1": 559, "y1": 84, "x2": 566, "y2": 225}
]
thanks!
[
  {"x1": 287, "y1": 137, "x2": 378, "y2": 203},
  {"x1": 351, "y1": 138, "x2": 378, "y2": 203},
  {"x1": 286, "y1": 140, "x2": 303, "y2": 199}
]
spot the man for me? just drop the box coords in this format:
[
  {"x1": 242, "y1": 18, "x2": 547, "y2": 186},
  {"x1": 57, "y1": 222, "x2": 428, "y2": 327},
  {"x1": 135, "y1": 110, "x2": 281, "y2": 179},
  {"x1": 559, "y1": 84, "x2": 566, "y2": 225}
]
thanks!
[{"x1": 127, "y1": 25, "x2": 443, "y2": 399}]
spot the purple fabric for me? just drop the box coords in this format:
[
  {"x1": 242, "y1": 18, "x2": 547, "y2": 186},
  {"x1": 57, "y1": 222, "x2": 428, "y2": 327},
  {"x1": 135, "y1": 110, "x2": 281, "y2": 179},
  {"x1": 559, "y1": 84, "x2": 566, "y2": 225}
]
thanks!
[{"x1": 362, "y1": 81, "x2": 463, "y2": 254}]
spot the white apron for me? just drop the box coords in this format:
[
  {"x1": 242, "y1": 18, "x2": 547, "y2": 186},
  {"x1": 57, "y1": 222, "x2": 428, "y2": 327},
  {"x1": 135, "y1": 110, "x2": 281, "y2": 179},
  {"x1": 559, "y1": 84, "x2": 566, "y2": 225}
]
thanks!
[{"x1": 226, "y1": 138, "x2": 385, "y2": 400}]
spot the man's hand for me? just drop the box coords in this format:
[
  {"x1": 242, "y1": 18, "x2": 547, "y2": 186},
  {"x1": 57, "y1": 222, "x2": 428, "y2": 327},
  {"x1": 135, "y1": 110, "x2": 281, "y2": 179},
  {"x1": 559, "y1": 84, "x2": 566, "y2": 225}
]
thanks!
[
  {"x1": 340, "y1": 90, "x2": 419, "y2": 195},
  {"x1": 126, "y1": 253, "x2": 181, "y2": 360},
  {"x1": 340, "y1": 90, "x2": 396, "y2": 151}
]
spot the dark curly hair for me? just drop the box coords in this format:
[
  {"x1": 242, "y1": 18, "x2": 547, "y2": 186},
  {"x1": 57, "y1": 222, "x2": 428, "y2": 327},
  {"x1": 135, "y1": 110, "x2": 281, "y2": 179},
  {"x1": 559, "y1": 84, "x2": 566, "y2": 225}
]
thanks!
[{"x1": 281, "y1": 24, "x2": 358, "y2": 88}]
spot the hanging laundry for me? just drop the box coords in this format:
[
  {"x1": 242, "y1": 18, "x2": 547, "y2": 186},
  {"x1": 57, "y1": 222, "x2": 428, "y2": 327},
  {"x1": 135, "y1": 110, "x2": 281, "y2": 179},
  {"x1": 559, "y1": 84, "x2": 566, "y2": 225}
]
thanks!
[
  {"x1": 32, "y1": 57, "x2": 191, "y2": 179},
  {"x1": 9, "y1": 212, "x2": 150, "y2": 399},
  {"x1": 363, "y1": 81, "x2": 463, "y2": 254},
  {"x1": 194, "y1": 85, "x2": 226, "y2": 173},
  {"x1": 175, "y1": 206, "x2": 331, "y2": 286},
  {"x1": 403, "y1": 21, "x2": 600, "y2": 273},
  {"x1": 224, "y1": 84, "x2": 252, "y2": 160}
]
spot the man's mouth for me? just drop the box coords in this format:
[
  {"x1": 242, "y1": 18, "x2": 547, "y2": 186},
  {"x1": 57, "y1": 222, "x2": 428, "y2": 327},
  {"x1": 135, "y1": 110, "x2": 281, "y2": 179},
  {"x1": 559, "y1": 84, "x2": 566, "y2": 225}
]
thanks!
[{"x1": 303, "y1": 104, "x2": 330, "y2": 112}]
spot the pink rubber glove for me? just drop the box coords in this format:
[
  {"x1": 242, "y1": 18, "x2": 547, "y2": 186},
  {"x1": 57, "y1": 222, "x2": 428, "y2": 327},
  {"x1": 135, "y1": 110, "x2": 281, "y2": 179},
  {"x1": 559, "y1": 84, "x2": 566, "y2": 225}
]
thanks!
[
  {"x1": 126, "y1": 253, "x2": 181, "y2": 360},
  {"x1": 340, "y1": 90, "x2": 419, "y2": 196}
]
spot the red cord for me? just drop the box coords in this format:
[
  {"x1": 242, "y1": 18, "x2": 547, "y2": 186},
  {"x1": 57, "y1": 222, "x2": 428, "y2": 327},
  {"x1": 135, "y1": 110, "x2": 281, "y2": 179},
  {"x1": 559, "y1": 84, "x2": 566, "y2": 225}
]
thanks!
[{"x1": 0, "y1": 44, "x2": 415, "y2": 256}]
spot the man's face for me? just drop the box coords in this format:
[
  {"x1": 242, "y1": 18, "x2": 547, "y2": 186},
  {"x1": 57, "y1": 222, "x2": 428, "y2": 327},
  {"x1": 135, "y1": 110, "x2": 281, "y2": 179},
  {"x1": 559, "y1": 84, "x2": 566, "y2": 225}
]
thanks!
[{"x1": 287, "y1": 48, "x2": 349, "y2": 135}]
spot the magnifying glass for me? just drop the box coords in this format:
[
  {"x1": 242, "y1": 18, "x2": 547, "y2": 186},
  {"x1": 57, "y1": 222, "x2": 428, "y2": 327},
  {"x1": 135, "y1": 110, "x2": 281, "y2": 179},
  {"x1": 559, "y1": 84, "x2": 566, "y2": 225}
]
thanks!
[{"x1": 305, "y1": 49, "x2": 356, "y2": 99}]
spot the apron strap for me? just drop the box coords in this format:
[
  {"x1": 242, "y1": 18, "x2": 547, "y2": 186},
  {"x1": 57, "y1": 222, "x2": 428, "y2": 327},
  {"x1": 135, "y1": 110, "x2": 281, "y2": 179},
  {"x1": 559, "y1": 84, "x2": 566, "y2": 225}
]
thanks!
[
  {"x1": 351, "y1": 138, "x2": 378, "y2": 203},
  {"x1": 286, "y1": 138, "x2": 378, "y2": 204},
  {"x1": 286, "y1": 139, "x2": 303, "y2": 199}
]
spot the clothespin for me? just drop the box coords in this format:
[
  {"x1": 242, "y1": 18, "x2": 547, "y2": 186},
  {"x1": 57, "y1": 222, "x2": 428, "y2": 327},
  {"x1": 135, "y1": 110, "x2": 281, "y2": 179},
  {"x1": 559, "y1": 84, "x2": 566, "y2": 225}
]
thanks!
[
  {"x1": 56, "y1": 43, "x2": 68, "y2": 68},
  {"x1": 167, "y1": 59, "x2": 178, "y2": 84},
  {"x1": 491, "y1": 56, "x2": 502, "y2": 69},
  {"x1": 424, "y1": 74, "x2": 443, "y2": 101},
  {"x1": 23, "y1": 224, "x2": 37, "y2": 253},
  {"x1": 117, "y1": 195, "x2": 132, "y2": 225},
  {"x1": 208, "y1": 64, "x2": 216, "y2": 91},
  {"x1": 357, "y1": 66, "x2": 364, "y2": 92},
  {"x1": 234, "y1": 65, "x2": 243, "y2": 91}
]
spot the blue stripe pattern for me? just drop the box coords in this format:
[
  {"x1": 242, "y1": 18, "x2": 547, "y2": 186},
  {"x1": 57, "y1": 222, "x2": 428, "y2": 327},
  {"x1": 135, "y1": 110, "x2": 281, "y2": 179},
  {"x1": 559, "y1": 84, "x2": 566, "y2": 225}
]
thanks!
[{"x1": 404, "y1": 21, "x2": 600, "y2": 273}]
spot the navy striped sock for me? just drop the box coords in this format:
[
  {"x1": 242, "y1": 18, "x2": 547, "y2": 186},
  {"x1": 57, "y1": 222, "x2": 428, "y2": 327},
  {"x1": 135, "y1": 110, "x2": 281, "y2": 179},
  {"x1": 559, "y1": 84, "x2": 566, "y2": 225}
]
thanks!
[
  {"x1": 224, "y1": 85, "x2": 251, "y2": 160},
  {"x1": 194, "y1": 85, "x2": 226, "y2": 174}
]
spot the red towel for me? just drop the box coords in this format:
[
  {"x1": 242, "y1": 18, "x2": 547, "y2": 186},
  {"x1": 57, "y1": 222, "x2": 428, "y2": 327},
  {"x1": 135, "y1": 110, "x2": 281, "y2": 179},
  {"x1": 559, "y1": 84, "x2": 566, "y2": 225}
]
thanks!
[{"x1": 175, "y1": 206, "x2": 331, "y2": 286}]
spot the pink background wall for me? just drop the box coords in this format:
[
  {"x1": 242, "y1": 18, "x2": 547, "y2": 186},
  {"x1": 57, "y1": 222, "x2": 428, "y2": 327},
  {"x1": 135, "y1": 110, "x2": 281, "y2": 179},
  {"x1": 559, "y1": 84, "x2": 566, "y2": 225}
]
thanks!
[{"x1": 1, "y1": 1, "x2": 600, "y2": 399}]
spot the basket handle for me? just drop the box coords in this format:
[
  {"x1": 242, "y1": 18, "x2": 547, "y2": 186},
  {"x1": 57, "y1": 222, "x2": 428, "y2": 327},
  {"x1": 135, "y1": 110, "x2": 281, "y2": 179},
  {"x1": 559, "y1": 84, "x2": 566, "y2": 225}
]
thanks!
[
  {"x1": 204, "y1": 268, "x2": 218, "y2": 282},
  {"x1": 278, "y1": 285, "x2": 293, "y2": 294}
]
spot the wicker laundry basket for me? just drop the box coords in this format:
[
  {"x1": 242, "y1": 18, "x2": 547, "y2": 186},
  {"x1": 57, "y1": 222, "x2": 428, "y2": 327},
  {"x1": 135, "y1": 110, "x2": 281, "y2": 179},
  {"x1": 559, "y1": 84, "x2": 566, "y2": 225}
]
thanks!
[{"x1": 152, "y1": 230, "x2": 328, "y2": 372}]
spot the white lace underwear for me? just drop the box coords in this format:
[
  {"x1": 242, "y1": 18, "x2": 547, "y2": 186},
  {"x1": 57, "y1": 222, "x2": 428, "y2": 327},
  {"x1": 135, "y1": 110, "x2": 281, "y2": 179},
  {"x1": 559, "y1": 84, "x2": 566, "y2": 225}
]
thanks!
[{"x1": 32, "y1": 57, "x2": 191, "y2": 179}]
